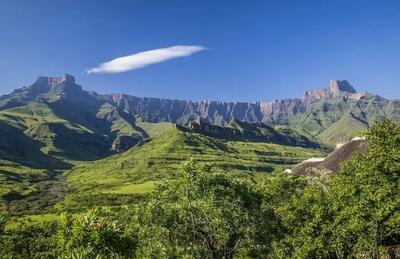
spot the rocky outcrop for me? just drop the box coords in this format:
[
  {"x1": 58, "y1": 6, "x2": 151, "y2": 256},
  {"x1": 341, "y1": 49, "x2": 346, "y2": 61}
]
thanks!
[
  {"x1": 112, "y1": 135, "x2": 142, "y2": 152},
  {"x1": 177, "y1": 118, "x2": 320, "y2": 148},
  {"x1": 292, "y1": 139, "x2": 368, "y2": 174},
  {"x1": 329, "y1": 80, "x2": 356, "y2": 94},
  {"x1": 260, "y1": 99, "x2": 307, "y2": 122},
  {"x1": 303, "y1": 80, "x2": 359, "y2": 102},
  {"x1": 27, "y1": 74, "x2": 83, "y2": 97}
]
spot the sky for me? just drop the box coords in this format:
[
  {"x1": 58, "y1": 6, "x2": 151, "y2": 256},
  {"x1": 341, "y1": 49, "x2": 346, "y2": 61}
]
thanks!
[{"x1": 1, "y1": 0, "x2": 400, "y2": 101}]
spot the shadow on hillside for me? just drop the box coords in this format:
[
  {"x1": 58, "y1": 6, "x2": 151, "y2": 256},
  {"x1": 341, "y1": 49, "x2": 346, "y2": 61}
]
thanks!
[
  {"x1": 47, "y1": 122, "x2": 113, "y2": 161},
  {"x1": 48, "y1": 99, "x2": 113, "y2": 137},
  {"x1": 0, "y1": 120, "x2": 72, "y2": 170},
  {"x1": 119, "y1": 111, "x2": 150, "y2": 139},
  {"x1": 49, "y1": 99, "x2": 149, "y2": 153},
  {"x1": 184, "y1": 134, "x2": 231, "y2": 152},
  {"x1": 0, "y1": 169, "x2": 23, "y2": 182}
]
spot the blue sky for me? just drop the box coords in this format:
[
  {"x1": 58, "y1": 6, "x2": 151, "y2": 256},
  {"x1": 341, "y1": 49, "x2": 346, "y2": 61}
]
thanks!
[{"x1": 1, "y1": 0, "x2": 400, "y2": 101}]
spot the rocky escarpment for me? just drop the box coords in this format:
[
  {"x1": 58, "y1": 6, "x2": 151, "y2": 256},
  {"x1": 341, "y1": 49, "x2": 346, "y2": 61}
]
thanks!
[
  {"x1": 2, "y1": 75, "x2": 370, "y2": 127},
  {"x1": 93, "y1": 92, "x2": 266, "y2": 125},
  {"x1": 292, "y1": 138, "x2": 368, "y2": 174},
  {"x1": 176, "y1": 118, "x2": 321, "y2": 148},
  {"x1": 95, "y1": 79, "x2": 374, "y2": 126},
  {"x1": 1, "y1": 75, "x2": 395, "y2": 144}
]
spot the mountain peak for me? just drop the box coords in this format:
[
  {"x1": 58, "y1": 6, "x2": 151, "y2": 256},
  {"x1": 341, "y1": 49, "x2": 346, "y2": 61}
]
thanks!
[
  {"x1": 329, "y1": 80, "x2": 356, "y2": 94},
  {"x1": 34, "y1": 74, "x2": 76, "y2": 86},
  {"x1": 27, "y1": 74, "x2": 82, "y2": 97},
  {"x1": 303, "y1": 80, "x2": 358, "y2": 101}
]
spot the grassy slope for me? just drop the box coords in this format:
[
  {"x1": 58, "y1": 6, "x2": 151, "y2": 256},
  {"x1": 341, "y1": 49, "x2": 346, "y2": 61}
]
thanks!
[
  {"x1": 0, "y1": 102, "x2": 72, "y2": 211},
  {"x1": 0, "y1": 160, "x2": 48, "y2": 202},
  {"x1": 285, "y1": 96, "x2": 392, "y2": 144},
  {"x1": 0, "y1": 99, "x2": 134, "y2": 213},
  {"x1": 96, "y1": 102, "x2": 142, "y2": 138},
  {"x1": 60, "y1": 127, "x2": 324, "y2": 211},
  {"x1": 0, "y1": 101, "x2": 110, "y2": 163},
  {"x1": 318, "y1": 113, "x2": 368, "y2": 143},
  {"x1": 135, "y1": 120, "x2": 174, "y2": 138},
  {"x1": 287, "y1": 98, "x2": 349, "y2": 139}
]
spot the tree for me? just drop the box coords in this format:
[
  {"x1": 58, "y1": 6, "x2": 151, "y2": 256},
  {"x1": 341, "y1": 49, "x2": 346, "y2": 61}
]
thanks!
[
  {"x1": 268, "y1": 170, "x2": 336, "y2": 258},
  {"x1": 271, "y1": 118, "x2": 400, "y2": 258},
  {"x1": 329, "y1": 118, "x2": 400, "y2": 257},
  {"x1": 134, "y1": 159, "x2": 281, "y2": 258}
]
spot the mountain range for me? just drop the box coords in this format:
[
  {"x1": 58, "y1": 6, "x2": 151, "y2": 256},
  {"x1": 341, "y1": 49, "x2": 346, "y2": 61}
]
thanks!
[
  {"x1": 2, "y1": 75, "x2": 399, "y2": 143},
  {"x1": 0, "y1": 74, "x2": 398, "y2": 213}
]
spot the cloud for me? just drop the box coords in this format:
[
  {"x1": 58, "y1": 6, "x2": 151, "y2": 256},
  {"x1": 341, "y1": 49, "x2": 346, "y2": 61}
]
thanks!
[{"x1": 85, "y1": 45, "x2": 206, "y2": 74}]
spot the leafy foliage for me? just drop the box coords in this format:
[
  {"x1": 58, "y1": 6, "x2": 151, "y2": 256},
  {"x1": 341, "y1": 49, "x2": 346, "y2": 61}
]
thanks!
[
  {"x1": 270, "y1": 118, "x2": 400, "y2": 258},
  {"x1": 134, "y1": 159, "x2": 281, "y2": 258}
]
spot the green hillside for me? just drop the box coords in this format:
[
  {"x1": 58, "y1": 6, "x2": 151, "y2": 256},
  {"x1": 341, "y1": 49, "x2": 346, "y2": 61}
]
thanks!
[
  {"x1": 0, "y1": 95, "x2": 151, "y2": 213},
  {"x1": 318, "y1": 112, "x2": 368, "y2": 142},
  {"x1": 59, "y1": 127, "x2": 324, "y2": 211},
  {"x1": 281, "y1": 95, "x2": 394, "y2": 144}
]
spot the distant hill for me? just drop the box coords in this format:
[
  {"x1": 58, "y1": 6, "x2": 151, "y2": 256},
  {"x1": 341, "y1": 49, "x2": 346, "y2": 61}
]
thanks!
[{"x1": 86, "y1": 79, "x2": 400, "y2": 144}]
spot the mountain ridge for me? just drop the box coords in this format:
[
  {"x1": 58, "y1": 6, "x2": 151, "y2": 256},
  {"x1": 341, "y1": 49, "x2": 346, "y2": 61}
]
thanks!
[{"x1": 1, "y1": 74, "x2": 398, "y2": 144}]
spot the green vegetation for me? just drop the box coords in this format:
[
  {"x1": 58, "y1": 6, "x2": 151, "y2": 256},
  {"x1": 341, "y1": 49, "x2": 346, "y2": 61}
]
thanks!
[
  {"x1": 60, "y1": 127, "x2": 323, "y2": 211},
  {"x1": 107, "y1": 181, "x2": 158, "y2": 195},
  {"x1": 283, "y1": 95, "x2": 392, "y2": 144},
  {"x1": 0, "y1": 97, "x2": 171, "y2": 213},
  {"x1": 1, "y1": 119, "x2": 400, "y2": 258},
  {"x1": 318, "y1": 112, "x2": 368, "y2": 143},
  {"x1": 135, "y1": 119, "x2": 173, "y2": 138},
  {"x1": 187, "y1": 118, "x2": 322, "y2": 148}
]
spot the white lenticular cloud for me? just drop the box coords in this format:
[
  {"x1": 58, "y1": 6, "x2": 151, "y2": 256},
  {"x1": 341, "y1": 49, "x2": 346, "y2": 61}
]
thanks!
[{"x1": 85, "y1": 45, "x2": 206, "y2": 74}]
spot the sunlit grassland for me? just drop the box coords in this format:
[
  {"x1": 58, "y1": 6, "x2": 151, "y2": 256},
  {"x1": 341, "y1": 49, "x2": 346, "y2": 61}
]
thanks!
[{"x1": 60, "y1": 127, "x2": 324, "y2": 211}]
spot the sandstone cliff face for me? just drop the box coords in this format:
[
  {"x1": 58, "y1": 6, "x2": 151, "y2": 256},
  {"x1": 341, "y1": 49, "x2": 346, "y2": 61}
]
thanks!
[
  {"x1": 98, "y1": 94, "x2": 266, "y2": 125},
  {"x1": 94, "y1": 78, "x2": 373, "y2": 126},
  {"x1": 260, "y1": 99, "x2": 307, "y2": 122},
  {"x1": 27, "y1": 74, "x2": 82, "y2": 97},
  {"x1": 91, "y1": 80, "x2": 372, "y2": 125}
]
